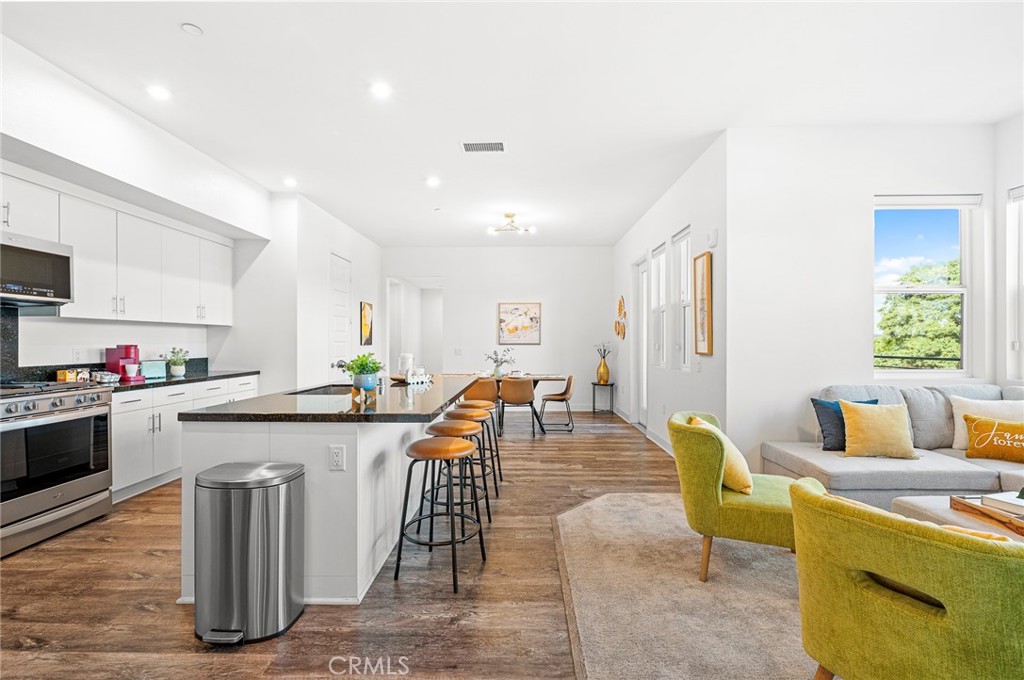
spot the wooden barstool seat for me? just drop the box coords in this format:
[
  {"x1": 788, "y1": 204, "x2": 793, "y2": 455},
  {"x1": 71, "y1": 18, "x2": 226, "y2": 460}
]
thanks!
[
  {"x1": 426, "y1": 420, "x2": 482, "y2": 438},
  {"x1": 459, "y1": 399, "x2": 496, "y2": 411},
  {"x1": 445, "y1": 408, "x2": 491, "y2": 422},
  {"x1": 395, "y1": 437, "x2": 485, "y2": 593}
]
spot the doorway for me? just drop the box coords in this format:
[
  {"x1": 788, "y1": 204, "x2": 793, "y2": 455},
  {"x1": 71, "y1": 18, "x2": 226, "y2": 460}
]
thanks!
[
  {"x1": 633, "y1": 258, "x2": 650, "y2": 428},
  {"x1": 329, "y1": 254, "x2": 353, "y2": 384}
]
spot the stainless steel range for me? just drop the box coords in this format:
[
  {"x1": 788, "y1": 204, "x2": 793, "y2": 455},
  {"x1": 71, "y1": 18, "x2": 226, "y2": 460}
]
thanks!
[{"x1": 1, "y1": 382, "x2": 113, "y2": 557}]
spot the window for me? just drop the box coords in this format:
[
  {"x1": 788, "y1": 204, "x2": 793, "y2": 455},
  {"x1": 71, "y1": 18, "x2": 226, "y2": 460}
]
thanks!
[
  {"x1": 672, "y1": 229, "x2": 691, "y2": 368},
  {"x1": 651, "y1": 245, "x2": 667, "y2": 367},
  {"x1": 1010, "y1": 186, "x2": 1024, "y2": 380},
  {"x1": 873, "y1": 196, "x2": 979, "y2": 372}
]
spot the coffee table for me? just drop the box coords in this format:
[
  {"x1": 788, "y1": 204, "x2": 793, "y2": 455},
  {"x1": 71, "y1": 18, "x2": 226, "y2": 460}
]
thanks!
[{"x1": 891, "y1": 495, "x2": 1024, "y2": 542}]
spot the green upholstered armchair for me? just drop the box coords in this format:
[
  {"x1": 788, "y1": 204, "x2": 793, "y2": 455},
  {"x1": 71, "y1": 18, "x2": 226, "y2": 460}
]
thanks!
[
  {"x1": 667, "y1": 411, "x2": 803, "y2": 582},
  {"x1": 790, "y1": 478, "x2": 1024, "y2": 680}
]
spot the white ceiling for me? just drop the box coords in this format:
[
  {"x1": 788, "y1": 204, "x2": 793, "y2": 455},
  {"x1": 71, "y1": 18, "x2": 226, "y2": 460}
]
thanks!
[{"x1": 1, "y1": 2, "x2": 1021, "y2": 246}]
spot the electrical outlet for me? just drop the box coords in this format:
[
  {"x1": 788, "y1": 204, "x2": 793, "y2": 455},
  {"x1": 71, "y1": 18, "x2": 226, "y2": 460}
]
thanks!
[
  {"x1": 454, "y1": 348, "x2": 462, "y2": 356},
  {"x1": 72, "y1": 348, "x2": 83, "y2": 363},
  {"x1": 329, "y1": 445, "x2": 347, "y2": 471},
  {"x1": 696, "y1": 360, "x2": 703, "y2": 373}
]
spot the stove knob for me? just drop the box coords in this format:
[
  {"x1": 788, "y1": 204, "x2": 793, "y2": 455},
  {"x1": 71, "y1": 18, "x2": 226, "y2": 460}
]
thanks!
[
  {"x1": 23, "y1": 401, "x2": 38, "y2": 412},
  {"x1": 76, "y1": 395, "x2": 88, "y2": 405},
  {"x1": 51, "y1": 398, "x2": 64, "y2": 408},
  {"x1": 4, "y1": 403, "x2": 18, "y2": 414},
  {"x1": 90, "y1": 394, "x2": 102, "y2": 403}
]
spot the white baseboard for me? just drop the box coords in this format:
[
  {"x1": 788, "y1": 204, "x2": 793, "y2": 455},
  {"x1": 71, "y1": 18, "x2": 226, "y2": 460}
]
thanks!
[
  {"x1": 646, "y1": 430, "x2": 673, "y2": 456},
  {"x1": 113, "y1": 468, "x2": 181, "y2": 504}
]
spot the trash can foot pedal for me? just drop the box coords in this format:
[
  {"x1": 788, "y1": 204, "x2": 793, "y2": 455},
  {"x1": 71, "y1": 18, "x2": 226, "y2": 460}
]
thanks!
[{"x1": 201, "y1": 629, "x2": 244, "y2": 645}]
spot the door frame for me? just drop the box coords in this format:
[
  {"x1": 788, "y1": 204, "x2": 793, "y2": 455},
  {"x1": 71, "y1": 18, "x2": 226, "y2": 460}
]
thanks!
[
  {"x1": 631, "y1": 254, "x2": 650, "y2": 429},
  {"x1": 328, "y1": 252, "x2": 354, "y2": 384}
]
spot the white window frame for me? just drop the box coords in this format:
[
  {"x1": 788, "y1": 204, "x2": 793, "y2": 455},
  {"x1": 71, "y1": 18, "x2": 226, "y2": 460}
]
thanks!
[
  {"x1": 651, "y1": 244, "x2": 667, "y2": 368},
  {"x1": 872, "y1": 194, "x2": 982, "y2": 378},
  {"x1": 671, "y1": 228, "x2": 692, "y2": 370},
  {"x1": 1009, "y1": 186, "x2": 1024, "y2": 381}
]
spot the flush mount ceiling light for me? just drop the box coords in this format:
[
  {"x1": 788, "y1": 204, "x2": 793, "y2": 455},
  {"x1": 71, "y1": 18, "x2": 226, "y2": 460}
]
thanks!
[
  {"x1": 370, "y1": 81, "x2": 392, "y2": 99},
  {"x1": 180, "y1": 23, "x2": 204, "y2": 36},
  {"x1": 487, "y1": 213, "x2": 536, "y2": 236},
  {"x1": 425, "y1": 176, "x2": 441, "y2": 188},
  {"x1": 282, "y1": 176, "x2": 298, "y2": 188},
  {"x1": 146, "y1": 84, "x2": 172, "y2": 101}
]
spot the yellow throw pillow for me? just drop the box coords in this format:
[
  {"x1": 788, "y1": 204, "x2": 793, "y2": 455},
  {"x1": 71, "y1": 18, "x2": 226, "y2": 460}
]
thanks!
[
  {"x1": 963, "y1": 415, "x2": 1024, "y2": 463},
  {"x1": 689, "y1": 416, "x2": 753, "y2": 495},
  {"x1": 839, "y1": 400, "x2": 918, "y2": 459},
  {"x1": 939, "y1": 524, "x2": 1012, "y2": 542}
]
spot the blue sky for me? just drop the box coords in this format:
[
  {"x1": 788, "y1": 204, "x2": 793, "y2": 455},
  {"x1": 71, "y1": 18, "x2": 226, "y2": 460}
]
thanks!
[{"x1": 874, "y1": 208, "x2": 960, "y2": 286}]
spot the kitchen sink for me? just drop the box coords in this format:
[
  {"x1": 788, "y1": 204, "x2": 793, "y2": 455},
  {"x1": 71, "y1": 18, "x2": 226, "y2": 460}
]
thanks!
[{"x1": 288, "y1": 384, "x2": 353, "y2": 396}]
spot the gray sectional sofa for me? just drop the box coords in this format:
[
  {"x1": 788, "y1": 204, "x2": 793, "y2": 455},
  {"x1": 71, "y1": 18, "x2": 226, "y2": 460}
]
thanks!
[{"x1": 761, "y1": 383, "x2": 1024, "y2": 509}]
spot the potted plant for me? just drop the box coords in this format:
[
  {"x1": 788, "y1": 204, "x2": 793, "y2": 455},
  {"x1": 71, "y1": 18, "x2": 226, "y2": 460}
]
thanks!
[
  {"x1": 162, "y1": 347, "x2": 189, "y2": 378},
  {"x1": 485, "y1": 348, "x2": 516, "y2": 377},
  {"x1": 346, "y1": 352, "x2": 384, "y2": 390},
  {"x1": 595, "y1": 341, "x2": 612, "y2": 384}
]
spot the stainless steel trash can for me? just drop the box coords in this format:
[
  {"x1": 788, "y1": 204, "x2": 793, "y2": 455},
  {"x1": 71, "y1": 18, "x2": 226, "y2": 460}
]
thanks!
[{"x1": 194, "y1": 462, "x2": 305, "y2": 644}]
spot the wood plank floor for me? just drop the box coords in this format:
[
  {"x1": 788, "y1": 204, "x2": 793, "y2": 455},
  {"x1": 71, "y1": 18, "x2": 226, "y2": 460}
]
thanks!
[{"x1": 1, "y1": 412, "x2": 679, "y2": 679}]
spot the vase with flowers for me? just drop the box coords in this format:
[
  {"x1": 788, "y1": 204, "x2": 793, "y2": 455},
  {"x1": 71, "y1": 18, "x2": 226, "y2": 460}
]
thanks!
[
  {"x1": 162, "y1": 347, "x2": 190, "y2": 378},
  {"x1": 595, "y1": 341, "x2": 612, "y2": 385},
  {"x1": 485, "y1": 348, "x2": 516, "y2": 378}
]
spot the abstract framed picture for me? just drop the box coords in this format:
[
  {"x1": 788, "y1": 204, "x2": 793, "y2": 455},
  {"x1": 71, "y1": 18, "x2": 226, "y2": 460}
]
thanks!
[
  {"x1": 360, "y1": 301, "x2": 373, "y2": 346},
  {"x1": 693, "y1": 251, "x2": 712, "y2": 355},
  {"x1": 498, "y1": 302, "x2": 541, "y2": 345}
]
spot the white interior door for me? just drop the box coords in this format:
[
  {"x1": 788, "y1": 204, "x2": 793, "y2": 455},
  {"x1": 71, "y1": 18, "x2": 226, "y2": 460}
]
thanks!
[
  {"x1": 637, "y1": 261, "x2": 650, "y2": 428},
  {"x1": 329, "y1": 254, "x2": 353, "y2": 383}
]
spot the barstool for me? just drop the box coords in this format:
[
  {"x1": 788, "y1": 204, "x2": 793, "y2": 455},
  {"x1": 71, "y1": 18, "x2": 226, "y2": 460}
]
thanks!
[
  {"x1": 455, "y1": 398, "x2": 503, "y2": 482},
  {"x1": 446, "y1": 408, "x2": 501, "y2": 496},
  {"x1": 424, "y1": 419, "x2": 492, "y2": 523},
  {"x1": 395, "y1": 437, "x2": 485, "y2": 593}
]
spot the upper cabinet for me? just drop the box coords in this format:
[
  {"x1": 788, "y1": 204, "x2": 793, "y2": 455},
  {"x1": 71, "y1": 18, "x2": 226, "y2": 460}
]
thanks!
[
  {"x1": 200, "y1": 239, "x2": 233, "y2": 326},
  {"x1": 0, "y1": 175, "x2": 60, "y2": 242},
  {"x1": 59, "y1": 195, "x2": 118, "y2": 320},
  {"x1": 161, "y1": 228, "x2": 201, "y2": 323},
  {"x1": 116, "y1": 214, "x2": 163, "y2": 323}
]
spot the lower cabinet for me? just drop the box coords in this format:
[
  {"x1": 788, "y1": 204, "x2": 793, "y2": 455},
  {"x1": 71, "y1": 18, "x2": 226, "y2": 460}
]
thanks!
[{"x1": 111, "y1": 376, "x2": 259, "y2": 498}]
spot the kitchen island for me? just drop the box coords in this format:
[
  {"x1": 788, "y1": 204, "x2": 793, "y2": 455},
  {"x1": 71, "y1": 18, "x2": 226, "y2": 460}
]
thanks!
[{"x1": 178, "y1": 375, "x2": 477, "y2": 605}]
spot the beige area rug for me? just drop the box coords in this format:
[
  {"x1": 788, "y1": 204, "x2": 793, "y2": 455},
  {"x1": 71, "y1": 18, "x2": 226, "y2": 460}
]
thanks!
[{"x1": 554, "y1": 493, "x2": 817, "y2": 680}]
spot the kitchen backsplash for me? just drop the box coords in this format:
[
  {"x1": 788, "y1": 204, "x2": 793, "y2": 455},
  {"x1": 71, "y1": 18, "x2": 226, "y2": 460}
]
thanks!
[{"x1": 1, "y1": 308, "x2": 209, "y2": 382}]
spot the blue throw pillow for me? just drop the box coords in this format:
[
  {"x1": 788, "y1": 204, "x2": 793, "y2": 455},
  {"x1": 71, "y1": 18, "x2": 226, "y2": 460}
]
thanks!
[{"x1": 810, "y1": 398, "x2": 879, "y2": 451}]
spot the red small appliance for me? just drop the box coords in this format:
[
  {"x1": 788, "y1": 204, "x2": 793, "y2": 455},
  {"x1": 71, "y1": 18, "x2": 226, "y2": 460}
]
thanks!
[{"x1": 105, "y1": 344, "x2": 144, "y2": 383}]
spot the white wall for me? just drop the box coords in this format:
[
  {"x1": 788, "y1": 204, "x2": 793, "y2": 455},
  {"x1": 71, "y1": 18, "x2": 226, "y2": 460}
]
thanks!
[
  {"x1": 420, "y1": 288, "x2": 444, "y2": 372},
  {"x1": 382, "y1": 246, "x2": 612, "y2": 405},
  {"x1": 18, "y1": 317, "x2": 206, "y2": 367},
  {"x1": 0, "y1": 36, "x2": 270, "y2": 239},
  {"x1": 209, "y1": 194, "x2": 382, "y2": 393},
  {"x1": 725, "y1": 125, "x2": 996, "y2": 468},
  {"x1": 611, "y1": 134, "x2": 728, "y2": 449},
  {"x1": 994, "y1": 114, "x2": 1024, "y2": 385}
]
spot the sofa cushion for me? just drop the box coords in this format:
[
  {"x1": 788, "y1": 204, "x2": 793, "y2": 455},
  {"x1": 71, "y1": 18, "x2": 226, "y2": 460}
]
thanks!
[
  {"x1": 933, "y1": 447, "x2": 1024, "y2": 492},
  {"x1": 820, "y1": 385, "x2": 906, "y2": 406},
  {"x1": 1004, "y1": 385, "x2": 1024, "y2": 401},
  {"x1": 900, "y1": 386, "x2": 955, "y2": 449},
  {"x1": 937, "y1": 384, "x2": 1004, "y2": 401},
  {"x1": 761, "y1": 441, "x2": 999, "y2": 491},
  {"x1": 948, "y1": 396, "x2": 1024, "y2": 449},
  {"x1": 810, "y1": 398, "x2": 878, "y2": 451}
]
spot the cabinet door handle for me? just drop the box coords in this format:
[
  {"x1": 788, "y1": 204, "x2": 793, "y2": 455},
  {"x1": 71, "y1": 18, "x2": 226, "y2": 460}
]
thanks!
[
  {"x1": 119, "y1": 296, "x2": 126, "y2": 314},
  {"x1": 2, "y1": 202, "x2": 9, "y2": 226},
  {"x1": 112, "y1": 296, "x2": 118, "y2": 314},
  {"x1": 168, "y1": 392, "x2": 186, "y2": 398},
  {"x1": 121, "y1": 398, "x2": 143, "y2": 405},
  {"x1": 197, "y1": 305, "x2": 201, "y2": 320},
  {"x1": 147, "y1": 414, "x2": 154, "y2": 433},
  {"x1": 201, "y1": 305, "x2": 206, "y2": 320},
  {"x1": 157, "y1": 412, "x2": 162, "y2": 432}
]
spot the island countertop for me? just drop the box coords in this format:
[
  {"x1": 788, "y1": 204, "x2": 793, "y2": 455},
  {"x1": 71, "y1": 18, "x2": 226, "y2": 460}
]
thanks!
[{"x1": 178, "y1": 374, "x2": 477, "y2": 423}]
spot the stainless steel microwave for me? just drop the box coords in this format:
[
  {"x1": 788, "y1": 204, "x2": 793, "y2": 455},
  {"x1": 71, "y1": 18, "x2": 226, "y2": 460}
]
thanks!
[{"x1": 0, "y1": 232, "x2": 73, "y2": 307}]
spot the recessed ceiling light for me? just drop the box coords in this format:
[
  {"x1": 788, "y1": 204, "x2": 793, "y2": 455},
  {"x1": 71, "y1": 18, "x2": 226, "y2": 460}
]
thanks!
[
  {"x1": 370, "y1": 81, "x2": 392, "y2": 99},
  {"x1": 180, "y1": 23, "x2": 204, "y2": 36},
  {"x1": 433, "y1": 207, "x2": 441, "y2": 212},
  {"x1": 283, "y1": 176, "x2": 298, "y2": 188},
  {"x1": 425, "y1": 176, "x2": 441, "y2": 188},
  {"x1": 146, "y1": 85, "x2": 172, "y2": 101}
]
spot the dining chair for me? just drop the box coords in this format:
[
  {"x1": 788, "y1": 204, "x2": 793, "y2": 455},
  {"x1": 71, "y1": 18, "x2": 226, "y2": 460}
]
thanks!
[
  {"x1": 539, "y1": 375, "x2": 574, "y2": 432},
  {"x1": 499, "y1": 377, "x2": 543, "y2": 436}
]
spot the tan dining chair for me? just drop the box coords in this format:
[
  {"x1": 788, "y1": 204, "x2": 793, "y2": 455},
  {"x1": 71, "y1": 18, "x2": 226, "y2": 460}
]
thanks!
[
  {"x1": 539, "y1": 375, "x2": 574, "y2": 432},
  {"x1": 499, "y1": 377, "x2": 543, "y2": 436}
]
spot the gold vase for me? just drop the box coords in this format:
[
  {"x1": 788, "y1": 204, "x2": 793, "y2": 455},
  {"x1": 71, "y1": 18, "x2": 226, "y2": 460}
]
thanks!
[{"x1": 596, "y1": 357, "x2": 610, "y2": 385}]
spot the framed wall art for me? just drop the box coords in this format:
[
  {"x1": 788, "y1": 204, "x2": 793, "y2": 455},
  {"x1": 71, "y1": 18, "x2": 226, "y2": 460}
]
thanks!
[
  {"x1": 693, "y1": 252, "x2": 712, "y2": 355},
  {"x1": 360, "y1": 301, "x2": 374, "y2": 346},
  {"x1": 498, "y1": 302, "x2": 541, "y2": 345}
]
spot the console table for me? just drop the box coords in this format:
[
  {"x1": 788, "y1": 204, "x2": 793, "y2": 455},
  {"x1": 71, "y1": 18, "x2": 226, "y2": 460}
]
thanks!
[{"x1": 592, "y1": 382, "x2": 615, "y2": 414}]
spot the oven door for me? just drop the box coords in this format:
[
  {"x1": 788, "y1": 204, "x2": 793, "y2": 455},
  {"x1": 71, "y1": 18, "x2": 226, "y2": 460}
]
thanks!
[{"x1": 0, "y1": 404, "x2": 111, "y2": 526}]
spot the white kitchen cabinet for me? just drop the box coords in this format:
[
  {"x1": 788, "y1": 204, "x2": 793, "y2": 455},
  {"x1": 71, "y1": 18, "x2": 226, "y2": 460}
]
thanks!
[
  {"x1": 112, "y1": 407, "x2": 155, "y2": 490},
  {"x1": 200, "y1": 239, "x2": 233, "y2": 325},
  {"x1": 161, "y1": 228, "x2": 202, "y2": 323},
  {"x1": 227, "y1": 389, "x2": 257, "y2": 403},
  {"x1": 153, "y1": 401, "x2": 190, "y2": 476},
  {"x1": 116, "y1": 213, "x2": 162, "y2": 322},
  {"x1": 0, "y1": 174, "x2": 59, "y2": 241},
  {"x1": 59, "y1": 195, "x2": 119, "y2": 320}
]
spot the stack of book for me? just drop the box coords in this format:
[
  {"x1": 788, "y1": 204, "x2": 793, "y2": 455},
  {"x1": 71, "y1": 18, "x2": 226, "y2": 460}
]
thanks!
[{"x1": 981, "y1": 490, "x2": 1024, "y2": 516}]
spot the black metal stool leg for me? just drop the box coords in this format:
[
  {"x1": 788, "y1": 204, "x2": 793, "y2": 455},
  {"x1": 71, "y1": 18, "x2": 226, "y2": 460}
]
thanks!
[
  {"x1": 489, "y1": 411, "x2": 504, "y2": 481},
  {"x1": 394, "y1": 460, "x2": 416, "y2": 581},
  {"x1": 472, "y1": 434, "x2": 492, "y2": 522},
  {"x1": 415, "y1": 456, "x2": 429, "y2": 535},
  {"x1": 458, "y1": 459, "x2": 466, "y2": 538},
  {"x1": 468, "y1": 456, "x2": 486, "y2": 562},
  {"x1": 429, "y1": 460, "x2": 438, "y2": 552},
  {"x1": 447, "y1": 460, "x2": 459, "y2": 593}
]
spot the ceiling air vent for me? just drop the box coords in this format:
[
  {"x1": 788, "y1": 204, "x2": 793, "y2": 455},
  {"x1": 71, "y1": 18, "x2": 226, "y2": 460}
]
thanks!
[{"x1": 462, "y1": 141, "x2": 504, "y2": 153}]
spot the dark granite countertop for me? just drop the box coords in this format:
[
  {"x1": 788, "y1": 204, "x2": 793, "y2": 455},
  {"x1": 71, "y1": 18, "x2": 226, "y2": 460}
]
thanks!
[
  {"x1": 113, "y1": 370, "x2": 260, "y2": 393},
  {"x1": 178, "y1": 374, "x2": 477, "y2": 423}
]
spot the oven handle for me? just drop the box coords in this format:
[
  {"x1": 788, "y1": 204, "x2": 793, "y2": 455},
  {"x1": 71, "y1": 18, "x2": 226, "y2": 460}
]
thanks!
[
  {"x1": 0, "y1": 404, "x2": 110, "y2": 432},
  {"x1": 0, "y1": 492, "x2": 109, "y2": 539}
]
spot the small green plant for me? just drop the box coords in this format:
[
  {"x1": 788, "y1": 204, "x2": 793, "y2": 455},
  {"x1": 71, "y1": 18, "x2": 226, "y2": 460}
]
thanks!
[
  {"x1": 346, "y1": 352, "x2": 384, "y2": 375},
  {"x1": 161, "y1": 347, "x2": 190, "y2": 367}
]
